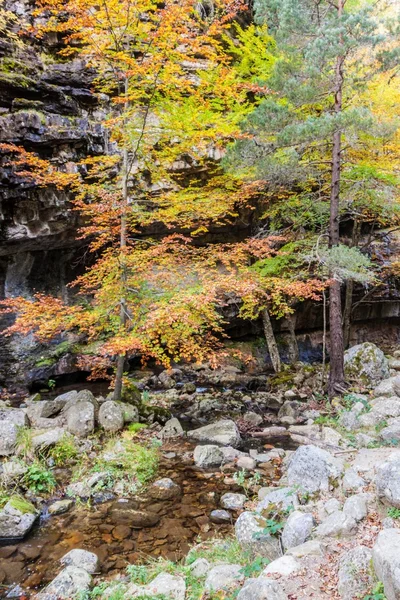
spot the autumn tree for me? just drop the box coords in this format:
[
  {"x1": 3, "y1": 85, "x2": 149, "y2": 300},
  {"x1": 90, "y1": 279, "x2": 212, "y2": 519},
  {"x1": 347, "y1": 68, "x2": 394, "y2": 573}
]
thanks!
[{"x1": 225, "y1": 0, "x2": 400, "y2": 395}]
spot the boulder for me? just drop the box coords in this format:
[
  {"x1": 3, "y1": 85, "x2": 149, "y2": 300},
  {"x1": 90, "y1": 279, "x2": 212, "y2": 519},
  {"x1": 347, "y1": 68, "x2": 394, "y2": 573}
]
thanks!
[
  {"x1": 343, "y1": 494, "x2": 368, "y2": 522},
  {"x1": 380, "y1": 422, "x2": 400, "y2": 443},
  {"x1": 0, "y1": 498, "x2": 38, "y2": 541},
  {"x1": 338, "y1": 546, "x2": 374, "y2": 600},
  {"x1": 344, "y1": 342, "x2": 389, "y2": 387},
  {"x1": 205, "y1": 565, "x2": 244, "y2": 592},
  {"x1": 41, "y1": 566, "x2": 92, "y2": 598},
  {"x1": 66, "y1": 401, "x2": 95, "y2": 438},
  {"x1": 220, "y1": 493, "x2": 247, "y2": 510},
  {"x1": 374, "y1": 377, "x2": 400, "y2": 398},
  {"x1": 237, "y1": 579, "x2": 287, "y2": 600},
  {"x1": 287, "y1": 445, "x2": 344, "y2": 494},
  {"x1": 257, "y1": 487, "x2": 299, "y2": 514},
  {"x1": 1, "y1": 460, "x2": 28, "y2": 485},
  {"x1": 148, "y1": 478, "x2": 181, "y2": 500},
  {"x1": 262, "y1": 555, "x2": 301, "y2": 577},
  {"x1": 237, "y1": 456, "x2": 257, "y2": 470},
  {"x1": 210, "y1": 509, "x2": 231, "y2": 524},
  {"x1": 281, "y1": 510, "x2": 314, "y2": 550},
  {"x1": 31, "y1": 428, "x2": 69, "y2": 451},
  {"x1": 373, "y1": 529, "x2": 400, "y2": 600},
  {"x1": 286, "y1": 540, "x2": 323, "y2": 558},
  {"x1": 120, "y1": 403, "x2": 139, "y2": 424},
  {"x1": 235, "y1": 511, "x2": 280, "y2": 559},
  {"x1": 189, "y1": 558, "x2": 211, "y2": 578},
  {"x1": 193, "y1": 445, "x2": 224, "y2": 468},
  {"x1": 0, "y1": 421, "x2": 19, "y2": 456},
  {"x1": 142, "y1": 572, "x2": 185, "y2": 600},
  {"x1": 60, "y1": 549, "x2": 99, "y2": 574},
  {"x1": 161, "y1": 418, "x2": 184, "y2": 439},
  {"x1": 98, "y1": 401, "x2": 124, "y2": 433},
  {"x1": 48, "y1": 499, "x2": 74, "y2": 516},
  {"x1": 375, "y1": 452, "x2": 400, "y2": 507},
  {"x1": 342, "y1": 468, "x2": 366, "y2": 493},
  {"x1": 187, "y1": 420, "x2": 241, "y2": 447},
  {"x1": 0, "y1": 408, "x2": 28, "y2": 427},
  {"x1": 315, "y1": 510, "x2": 357, "y2": 538}
]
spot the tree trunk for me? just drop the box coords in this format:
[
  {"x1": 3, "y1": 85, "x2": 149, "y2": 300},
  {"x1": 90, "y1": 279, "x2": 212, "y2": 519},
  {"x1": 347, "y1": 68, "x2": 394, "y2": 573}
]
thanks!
[
  {"x1": 262, "y1": 308, "x2": 281, "y2": 373},
  {"x1": 114, "y1": 78, "x2": 129, "y2": 402},
  {"x1": 286, "y1": 313, "x2": 299, "y2": 364},
  {"x1": 343, "y1": 221, "x2": 360, "y2": 349},
  {"x1": 328, "y1": 0, "x2": 346, "y2": 398}
]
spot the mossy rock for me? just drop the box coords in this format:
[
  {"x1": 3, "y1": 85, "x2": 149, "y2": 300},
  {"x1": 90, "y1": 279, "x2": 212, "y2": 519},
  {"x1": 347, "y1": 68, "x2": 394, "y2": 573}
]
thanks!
[
  {"x1": 121, "y1": 383, "x2": 142, "y2": 406},
  {"x1": 8, "y1": 496, "x2": 37, "y2": 515}
]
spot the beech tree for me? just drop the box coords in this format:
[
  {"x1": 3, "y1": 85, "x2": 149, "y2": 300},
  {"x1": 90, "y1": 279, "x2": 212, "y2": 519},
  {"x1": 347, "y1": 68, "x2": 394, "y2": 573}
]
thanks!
[{"x1": 226, "y1": 0, "x2": 400, "y2": 396}]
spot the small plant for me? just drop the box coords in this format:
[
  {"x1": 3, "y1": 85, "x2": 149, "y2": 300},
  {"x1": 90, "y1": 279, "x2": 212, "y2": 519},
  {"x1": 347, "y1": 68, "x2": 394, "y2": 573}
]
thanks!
[
  {"x1": 16, "y1": 426, "x2": 33, "y2": 459},
  {"x1": 375, "y1": 420, "x2": 388, "y2": 433},
  {"x1": 47, "y1": 435, "x2": 79, "y2": 465},
  {"x1": 233, "y1": 469, "x2": 261, "y2": 498},
  {"x1": 239, "y1": 556, "x2": 270, "y2": 577},
  {"x1": 24, "y1": 462, "x2": 56, "y2": 493},
  {"x1": 387, "y1": 507, "x2": 400, "y2": 519},
  {"x1": 363, "y1": 581, "x2": 387, "y2": 600},
  {"x1": 47, "y1": 378, "x2": 56, "y2": 390}
]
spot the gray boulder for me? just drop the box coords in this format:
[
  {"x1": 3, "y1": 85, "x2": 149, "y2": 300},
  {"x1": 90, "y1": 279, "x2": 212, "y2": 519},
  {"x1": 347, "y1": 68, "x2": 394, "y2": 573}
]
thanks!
[
  {"x1": 343, "y1": 494, "x2": 369, "y2": 522},
  {"x1": 41, "y1": 566, "x2": 92, "y2": 598},
  {"x1": 256, "y1": 487, "x2": 299, "y2": 514},
  {"x1": 373, "y1": 529, "x2": 400, "y2": 600},
  {"x1": 315, "y1": 510, "x2": 357, "y2": 538},
  {"x1": 66, "y1": 401, "x2": 95, "y2": 438},
  {"x1": 338, "y1": 546, "x2": 374, "y2": 600},
  {"x1": 187, "y1": 420, "x2": 241, "y2": 447},
  {"x1": 287, "y1": 445, "x2": 344, "y2": 494},
  {"x1": 98, "y1": 401, "x2": 124, "y2": 433},
  {"x1": 142, "y1": 572, "x2": 186, "y2": 600},
  {"x1": 0, "y1": 498, "x2": 38, "y2": 541},
  {"x1": 380, "y1": 422, "x2": 400, "y2": 442},
  {"x1": 31, "y1": 428, "x2": 69, "y2": 451},
  {"x1": 262, "y1": 555, "x2": 301, "y2": 576},
  {"x1": 0, "y1": 408, "x2": 28, "y2": 456},
  {"x1": 48, "y1": 500, "x2": 74, "y2": 516},
  {"x1": 60, "y1": 549, "x2": 99, "y2": 574},
  {"x1": 189, "y1": 558, "x2": 211, "y2": 578},
  {"x1": 235, "y1": 511, "x2": 280, "y2": 559},
  {"x1": 237, "y1": 579, "x2": 287, "y2": 600},
  {"x1": 344, "y1": 342, "x2": 389, "y2": 387},
  {"x1": 193, "y1": 445, "x2": 224, "y2": 468},
  {"x1": 374, "y1": 377, "x2": 400, "y2": 398},
  {"x1": 343, "y1": 468, "x2": 366, "y2": 493},
  {"x1": 375, "y1": 452, "x2": 400, "y2": 507},
  {"x1": 148, "y1": 478, "x2": 181, "y2": 500},
  {"x1": 281, "y1": 510, "x2": 314, "y2": 550},
  {"x1": 205, "y1": 565, "x2": 244, "y2": 592},
  {"x1": 161, "y1": 418, "x2": 184, "y2": 439},
  {"x1": 210, "y1": 509, "x2": 231, "y2": 524},
  {"x1": 120, "y1": 403, "x2": 139, "y2": 424}
]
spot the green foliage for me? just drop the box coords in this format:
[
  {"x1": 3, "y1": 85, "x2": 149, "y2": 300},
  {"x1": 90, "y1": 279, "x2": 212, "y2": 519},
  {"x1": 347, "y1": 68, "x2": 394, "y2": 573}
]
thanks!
[
  {"x1": 47, "y1": 435, "x2": 79, "y2": 465},
  {"x1": 24, "y1": 462, "x2": 56, "y2": 494},
  {"x1": 387, "y1": 507, "x2": 400, "y2": 519},
  {"x1": 127, "y1": 422, "x2": 148, "y2": 433},
  {"x1": 317, "y1": 245, "x2": 374, "y2": 284},
  {"x1": 8, "y1": 495, "x2": 37, "y2": 514},
  {"x1": 239, "y1": 556, "x2": 270, "y2": 577},
  {"x1": 363, "y1": 581, "x2": 387, "y2": 600},
  {"x1": 232, "y1": 469, "x2": 261, "y2": 498},
  {"x1": 16, "y1": 426, "x2": 33, "y2": 459}
]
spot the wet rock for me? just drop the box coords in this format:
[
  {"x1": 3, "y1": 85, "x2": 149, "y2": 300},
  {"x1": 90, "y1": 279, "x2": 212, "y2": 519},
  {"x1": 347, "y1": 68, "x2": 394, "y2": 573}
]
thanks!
[
  {"x1": 31, "y1": 428, "x2": 69, "y2": 451},
  {"x1": 281, "y1": 510, "x2": 314, "y2": 550},
  {"x1": 48, "y1": 499, "x2": 74, "y2": 515},
  {"x1": 161, "y1": 418, "x2": 184, "y2": 439},
  {"x1": 193, "y1": 445, "x2": 224, "y2": 468},
  {"x1": 343, "y1": 468, "x2": 366, "y2": 493},
  {"x1": 187, "y1": 420, "x2": 241, "y2": 448},
  {"x1": 148, "y1": 478, "x2": 181, "y2": 500},
  {"x1": 220, "y1": 493, "x2": 247, "y2": 510},
  {"x1": 189, "y1": 557, "x2": 211, "y2": 577},
  {"x1": 98, "y1": 401, "x2": 124, "y2": 433},
  {"x1": 373, "y1": 529, "x2": 400, "y2": 600},
  {"x1": 375, "y1": 452, "x2": 400, "y2": 507},
  {"x1": 66, "y1": 401, "x2": 95, "y2": 438},
  {"x1": 205, "y1": 564, "x2": 244, "y2": 592},
  {"x1": 315, "y1": 510, "x2": 357, "y2": 538},
  {"x1": 343, "y1": 494, "x2": 369, "y2": 522},
  {"x1": 287, "y1": 445, "x2": 344, "y2": 494},
  {"x1": 60, "y1": 549, "x2": 99, "y2": 574},
  {"x1": 38, "y1": 566, "x2": 92, "y2": 599},
  {"x1": 210, "y1": 509, "x2": 231, "y2": 524},
  {"x1": 237, "y1": 578, "x2": 287, "y2": 600},
  {"x1": 142, "y1": 572, "x2": 186, "y2": 600},
  {"x1": 109, "y1": 503, "x2": 160, "y2": 528},
  {"x1": 338, "y1": 546, "x2": 374, "y2": 600},
  {"x1": 235, "y1": 511, "x2": 280, "y2": 559},
  {"x1": 344, "y1": 342, "x2": 389, "y2": 387},
  {"x1": 0, "y1": 498, "x2": 38, "y2": 541},
  {"x1": 262, "y1": 555, "x2": 301, "y2": 576}
]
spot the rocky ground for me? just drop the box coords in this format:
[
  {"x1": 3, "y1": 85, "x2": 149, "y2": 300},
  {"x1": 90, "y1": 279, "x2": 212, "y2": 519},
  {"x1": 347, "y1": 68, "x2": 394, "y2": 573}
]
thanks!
[{"x1": 2, "y1": 341, "x2": 400, "y2": 599}]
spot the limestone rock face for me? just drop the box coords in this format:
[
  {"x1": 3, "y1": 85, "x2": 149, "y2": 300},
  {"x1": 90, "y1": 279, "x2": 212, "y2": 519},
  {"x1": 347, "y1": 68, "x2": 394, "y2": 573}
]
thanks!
[
  {"x1": 287, "y1": 445, "x2": 344, "y2": 493},
  {"x1": 98, "y1": 400, "x2": 124, "y2": 433},
  {"x1": 338, "y1": 546, "x2": 374, "y2": 600},
  {"x1": 344, "y1": 342, "x2": 389, "y2": 387},
  {"x1": 187, "y1": 420, "x2": 241, "y2": 447},
  {"x1": 373, "y1": 529, "x2": 400, "y2": 600}
]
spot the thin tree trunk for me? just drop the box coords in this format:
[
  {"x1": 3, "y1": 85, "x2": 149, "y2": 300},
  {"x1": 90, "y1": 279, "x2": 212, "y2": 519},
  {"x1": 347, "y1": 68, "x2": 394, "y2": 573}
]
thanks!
[
  {"x1": 262, "y1": 308, "x2": 281, "y2": 373},
  {"x1": 343, "y1": 221, "x2": 361, "y2": 349},
  {"x1": 287, "y1": 312, "x2": 299, "y2": 364},
  {"x1": 114, "y1": 77, "x2": 129, "y2": 402},
  {"x1": 328, "y1": 0, "x2": 346, "y2": 398}
]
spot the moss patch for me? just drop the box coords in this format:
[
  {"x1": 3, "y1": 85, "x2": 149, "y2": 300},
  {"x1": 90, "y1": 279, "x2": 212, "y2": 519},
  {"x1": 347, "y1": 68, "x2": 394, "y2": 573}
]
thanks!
[{"x1": 8, "y1": 496, "x2": 37, "y2": 515}]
